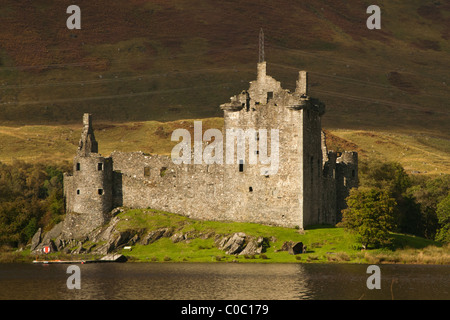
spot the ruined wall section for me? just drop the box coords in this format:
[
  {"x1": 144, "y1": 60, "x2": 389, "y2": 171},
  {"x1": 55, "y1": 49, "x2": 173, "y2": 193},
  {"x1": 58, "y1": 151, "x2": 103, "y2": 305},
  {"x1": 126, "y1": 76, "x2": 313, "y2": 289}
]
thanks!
[
  {"x1": 299, "y1": 98, "x2": 325, "y2": 227},
  {"x1": 321, "y1": 161, "x2": 338, "y2": 224},
  {"x1": 110, "y1": 151, "x2": 231, "y2": 222},
  {"x1": 336, "y1": 151, "x2": 358, "y2": 222},
  {"x1": 320, "y1": 131, "x2": 337, "y2": 225}
]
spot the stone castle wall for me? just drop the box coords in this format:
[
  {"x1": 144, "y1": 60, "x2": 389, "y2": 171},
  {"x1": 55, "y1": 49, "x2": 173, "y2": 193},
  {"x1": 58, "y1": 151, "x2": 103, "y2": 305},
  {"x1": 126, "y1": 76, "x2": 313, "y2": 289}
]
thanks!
[{"x1": 63, "y1": 62, "x2": 358, "y2": 237}]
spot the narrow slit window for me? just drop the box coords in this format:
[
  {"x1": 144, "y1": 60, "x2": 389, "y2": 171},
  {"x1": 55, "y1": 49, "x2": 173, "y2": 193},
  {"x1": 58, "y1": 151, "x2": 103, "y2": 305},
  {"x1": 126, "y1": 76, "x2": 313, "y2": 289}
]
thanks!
[
  {"x1": 98, "y1": 189, "x2": 103, "y2": 195},
  {"x1": 267, "y1": 91, "x2": 273, "y2": 102},
  {"x1": 76, "y1": 163, "x2": 80, "y2": 171},
  {"x1": 76, "y1": 189, "x2": 80, "y2": 195},
  {"x1": 239, "y1": 160, "x2": 244, "y2": 172},
  {"x1": 249, "y1": 186, "x2": 253, "y2": 192},
  {"x1": 98, "y1": 163, "x2": 103, "y2": 171}
]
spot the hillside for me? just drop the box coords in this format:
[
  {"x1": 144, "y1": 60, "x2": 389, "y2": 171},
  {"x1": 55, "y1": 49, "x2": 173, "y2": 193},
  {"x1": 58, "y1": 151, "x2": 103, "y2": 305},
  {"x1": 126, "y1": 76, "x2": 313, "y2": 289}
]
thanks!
[
  {"x1": 0, "y1": 118, "x2": 449, "y2": 176},
  {"x1": 0, "y1": 0, "x2": 449, "y2": 139}
]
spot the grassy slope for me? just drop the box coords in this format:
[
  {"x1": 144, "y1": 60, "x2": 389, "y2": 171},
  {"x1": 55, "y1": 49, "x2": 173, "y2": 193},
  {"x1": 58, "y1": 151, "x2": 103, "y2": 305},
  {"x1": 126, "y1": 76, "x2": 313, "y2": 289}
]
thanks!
[
  {"x1": 0, "y1": 1, "x2": 448, "y2": 171},
  {"x1": 113, "y1": 208, "x2": 448, "y2": 264},
  {"x1": 0, "y1": 1, "x2": 448, "y2": 136},
  {"x1": 0, "y1": 118, "x2": 448, "y2": 175}
]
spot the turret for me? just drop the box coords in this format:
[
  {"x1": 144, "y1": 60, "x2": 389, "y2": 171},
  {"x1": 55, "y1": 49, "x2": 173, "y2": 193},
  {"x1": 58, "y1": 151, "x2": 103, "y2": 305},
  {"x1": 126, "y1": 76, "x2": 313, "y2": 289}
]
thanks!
[
  {"x1": 77, "y1": 113, "x2": 98, "y2": 156},
  {"x1": 67, "y1": 114, "x2": 113, "y2": 217},
  {"x1": 296, "y1": 71, "x2": 308, "y2": 97}
]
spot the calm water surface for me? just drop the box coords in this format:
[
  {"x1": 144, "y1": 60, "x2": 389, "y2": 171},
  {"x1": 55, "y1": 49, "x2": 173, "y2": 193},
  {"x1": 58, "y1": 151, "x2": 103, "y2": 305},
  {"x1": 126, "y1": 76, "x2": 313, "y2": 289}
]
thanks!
[{"x1": 0, "y1": 263, "x2": 448, "y2": 300}]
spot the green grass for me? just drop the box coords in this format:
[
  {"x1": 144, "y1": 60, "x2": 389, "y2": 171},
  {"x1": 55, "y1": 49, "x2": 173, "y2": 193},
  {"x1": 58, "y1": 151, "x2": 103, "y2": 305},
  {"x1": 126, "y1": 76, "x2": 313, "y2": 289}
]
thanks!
[{"x1": 113, "y1": 208, "x2": 448, "y2": 264}]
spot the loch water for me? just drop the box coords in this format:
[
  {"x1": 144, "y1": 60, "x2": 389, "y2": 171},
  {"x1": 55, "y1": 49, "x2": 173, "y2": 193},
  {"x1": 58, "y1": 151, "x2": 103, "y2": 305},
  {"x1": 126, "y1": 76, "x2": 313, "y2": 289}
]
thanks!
[{"x1": 0, "y1": 263, "x2": 448, "y2": 300}]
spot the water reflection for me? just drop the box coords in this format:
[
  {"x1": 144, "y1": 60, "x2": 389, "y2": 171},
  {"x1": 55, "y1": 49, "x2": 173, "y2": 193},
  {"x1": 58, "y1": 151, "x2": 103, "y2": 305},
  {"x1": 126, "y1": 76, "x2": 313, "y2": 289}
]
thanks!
[
  {"x1": 55, "y1": 263, "x2": 315, "y2": 300},
  {"x1": 1, "y1": 263, "x2": 448, "y2": 300}
]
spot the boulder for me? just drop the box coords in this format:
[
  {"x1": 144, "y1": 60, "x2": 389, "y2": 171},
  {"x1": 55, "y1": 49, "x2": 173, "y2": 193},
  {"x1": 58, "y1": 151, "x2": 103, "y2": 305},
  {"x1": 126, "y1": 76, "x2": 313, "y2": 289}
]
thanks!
[
  {"x1": 30, "y1": 228, "x2": 42, "y2": 251},
  {"x1": 239, "y1": 236, "x2": 267, "y2": 256},
  {"x1": 219, "y1": 233, "x2": 246, "y2": 255},
  {"x1": 279, "y1": 241, "x2": 303, "y2": 255}
]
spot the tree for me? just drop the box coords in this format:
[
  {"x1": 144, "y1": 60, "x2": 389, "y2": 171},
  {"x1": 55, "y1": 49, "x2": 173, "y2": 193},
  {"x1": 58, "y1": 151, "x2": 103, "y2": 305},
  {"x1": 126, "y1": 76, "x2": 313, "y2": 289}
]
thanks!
[
  {"x1": 338, "y1": 187, "x2": 396, "y2": 249},
  {"x1": 436, "y1": 194, "x2": 450, "y2": 243},
  {"x1": 358, "y1": 161, "x2": 419, "y2": 234},
  {"x1": 407, "y1": 175, "x2": 450, "y2": 239}
]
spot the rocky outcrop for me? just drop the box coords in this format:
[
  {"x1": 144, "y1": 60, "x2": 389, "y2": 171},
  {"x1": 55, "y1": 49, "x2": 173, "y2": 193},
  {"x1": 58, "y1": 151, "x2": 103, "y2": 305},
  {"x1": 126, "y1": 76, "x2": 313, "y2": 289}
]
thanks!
[
  {"x1": 30, "y1": 209, "x2": 311, "y2": 261},
  {"x1": 30, "y1": 228, "x2": 42, "y2": 252},
  {"x1": 239, "y1": 236, "x2": 267, "y2": 256},
  {"x1": 141, "y1": 228, "x2": 172, "y2": 245},
  {"x1": 215, "y1": 233, "x2": 269, "y2": 255},
  {"x1": 216, "y1": 232, "x2": 247, "y2": 255}
]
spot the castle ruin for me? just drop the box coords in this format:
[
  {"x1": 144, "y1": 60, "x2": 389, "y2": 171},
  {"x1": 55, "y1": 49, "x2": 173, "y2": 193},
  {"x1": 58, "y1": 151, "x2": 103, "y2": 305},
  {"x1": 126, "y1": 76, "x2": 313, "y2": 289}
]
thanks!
[{"x1": 63, "y1": 61, "x2": 358, "y2": 237}]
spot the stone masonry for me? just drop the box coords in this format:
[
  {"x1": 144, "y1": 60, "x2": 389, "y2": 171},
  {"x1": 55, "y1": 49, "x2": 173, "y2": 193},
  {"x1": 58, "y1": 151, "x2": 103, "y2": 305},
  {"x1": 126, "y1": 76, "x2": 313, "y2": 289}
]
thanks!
[{"x1": 63, "y1": 61, "x2": 358, "y2": 238}]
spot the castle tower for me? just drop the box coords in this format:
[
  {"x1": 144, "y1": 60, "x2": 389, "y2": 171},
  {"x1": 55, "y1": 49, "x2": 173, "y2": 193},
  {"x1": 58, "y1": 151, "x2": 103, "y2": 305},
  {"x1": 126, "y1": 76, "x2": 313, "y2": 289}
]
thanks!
[
  {"x1": 64, "y1": 114, "x2": 113, "y2": 232},
  {"x1": 220, "y1": 61, "x2": 326, "y2": 229}
]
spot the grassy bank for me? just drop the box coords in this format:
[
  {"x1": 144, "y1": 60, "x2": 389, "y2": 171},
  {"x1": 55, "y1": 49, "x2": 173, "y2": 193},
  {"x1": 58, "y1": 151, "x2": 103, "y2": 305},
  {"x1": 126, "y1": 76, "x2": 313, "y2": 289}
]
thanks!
[
  {"x1": 115, "y1": 209, "x2": 449, "y2": 264},
  {"x1": 2, "y1": 208, "x2": 448, "y2": 264}
]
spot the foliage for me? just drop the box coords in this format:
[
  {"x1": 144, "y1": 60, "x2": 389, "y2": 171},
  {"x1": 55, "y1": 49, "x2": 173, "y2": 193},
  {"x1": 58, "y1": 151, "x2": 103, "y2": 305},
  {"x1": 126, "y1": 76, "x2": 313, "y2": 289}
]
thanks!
[
  {"x1": 338, "y1": 187, "x2": 396, "y2": 249},
  {"x1": 435, "y1": 194, "x2": 450, "y2": 243},
  {"x1": 0, "y1": 161, "x2": 69, "y2": 247},
  {"x1": 407, "y1": 174, "x2": 450, "y2": 240},
  {"x1": 358, "y1": 159, "x2": 450, "y2": 241}
]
